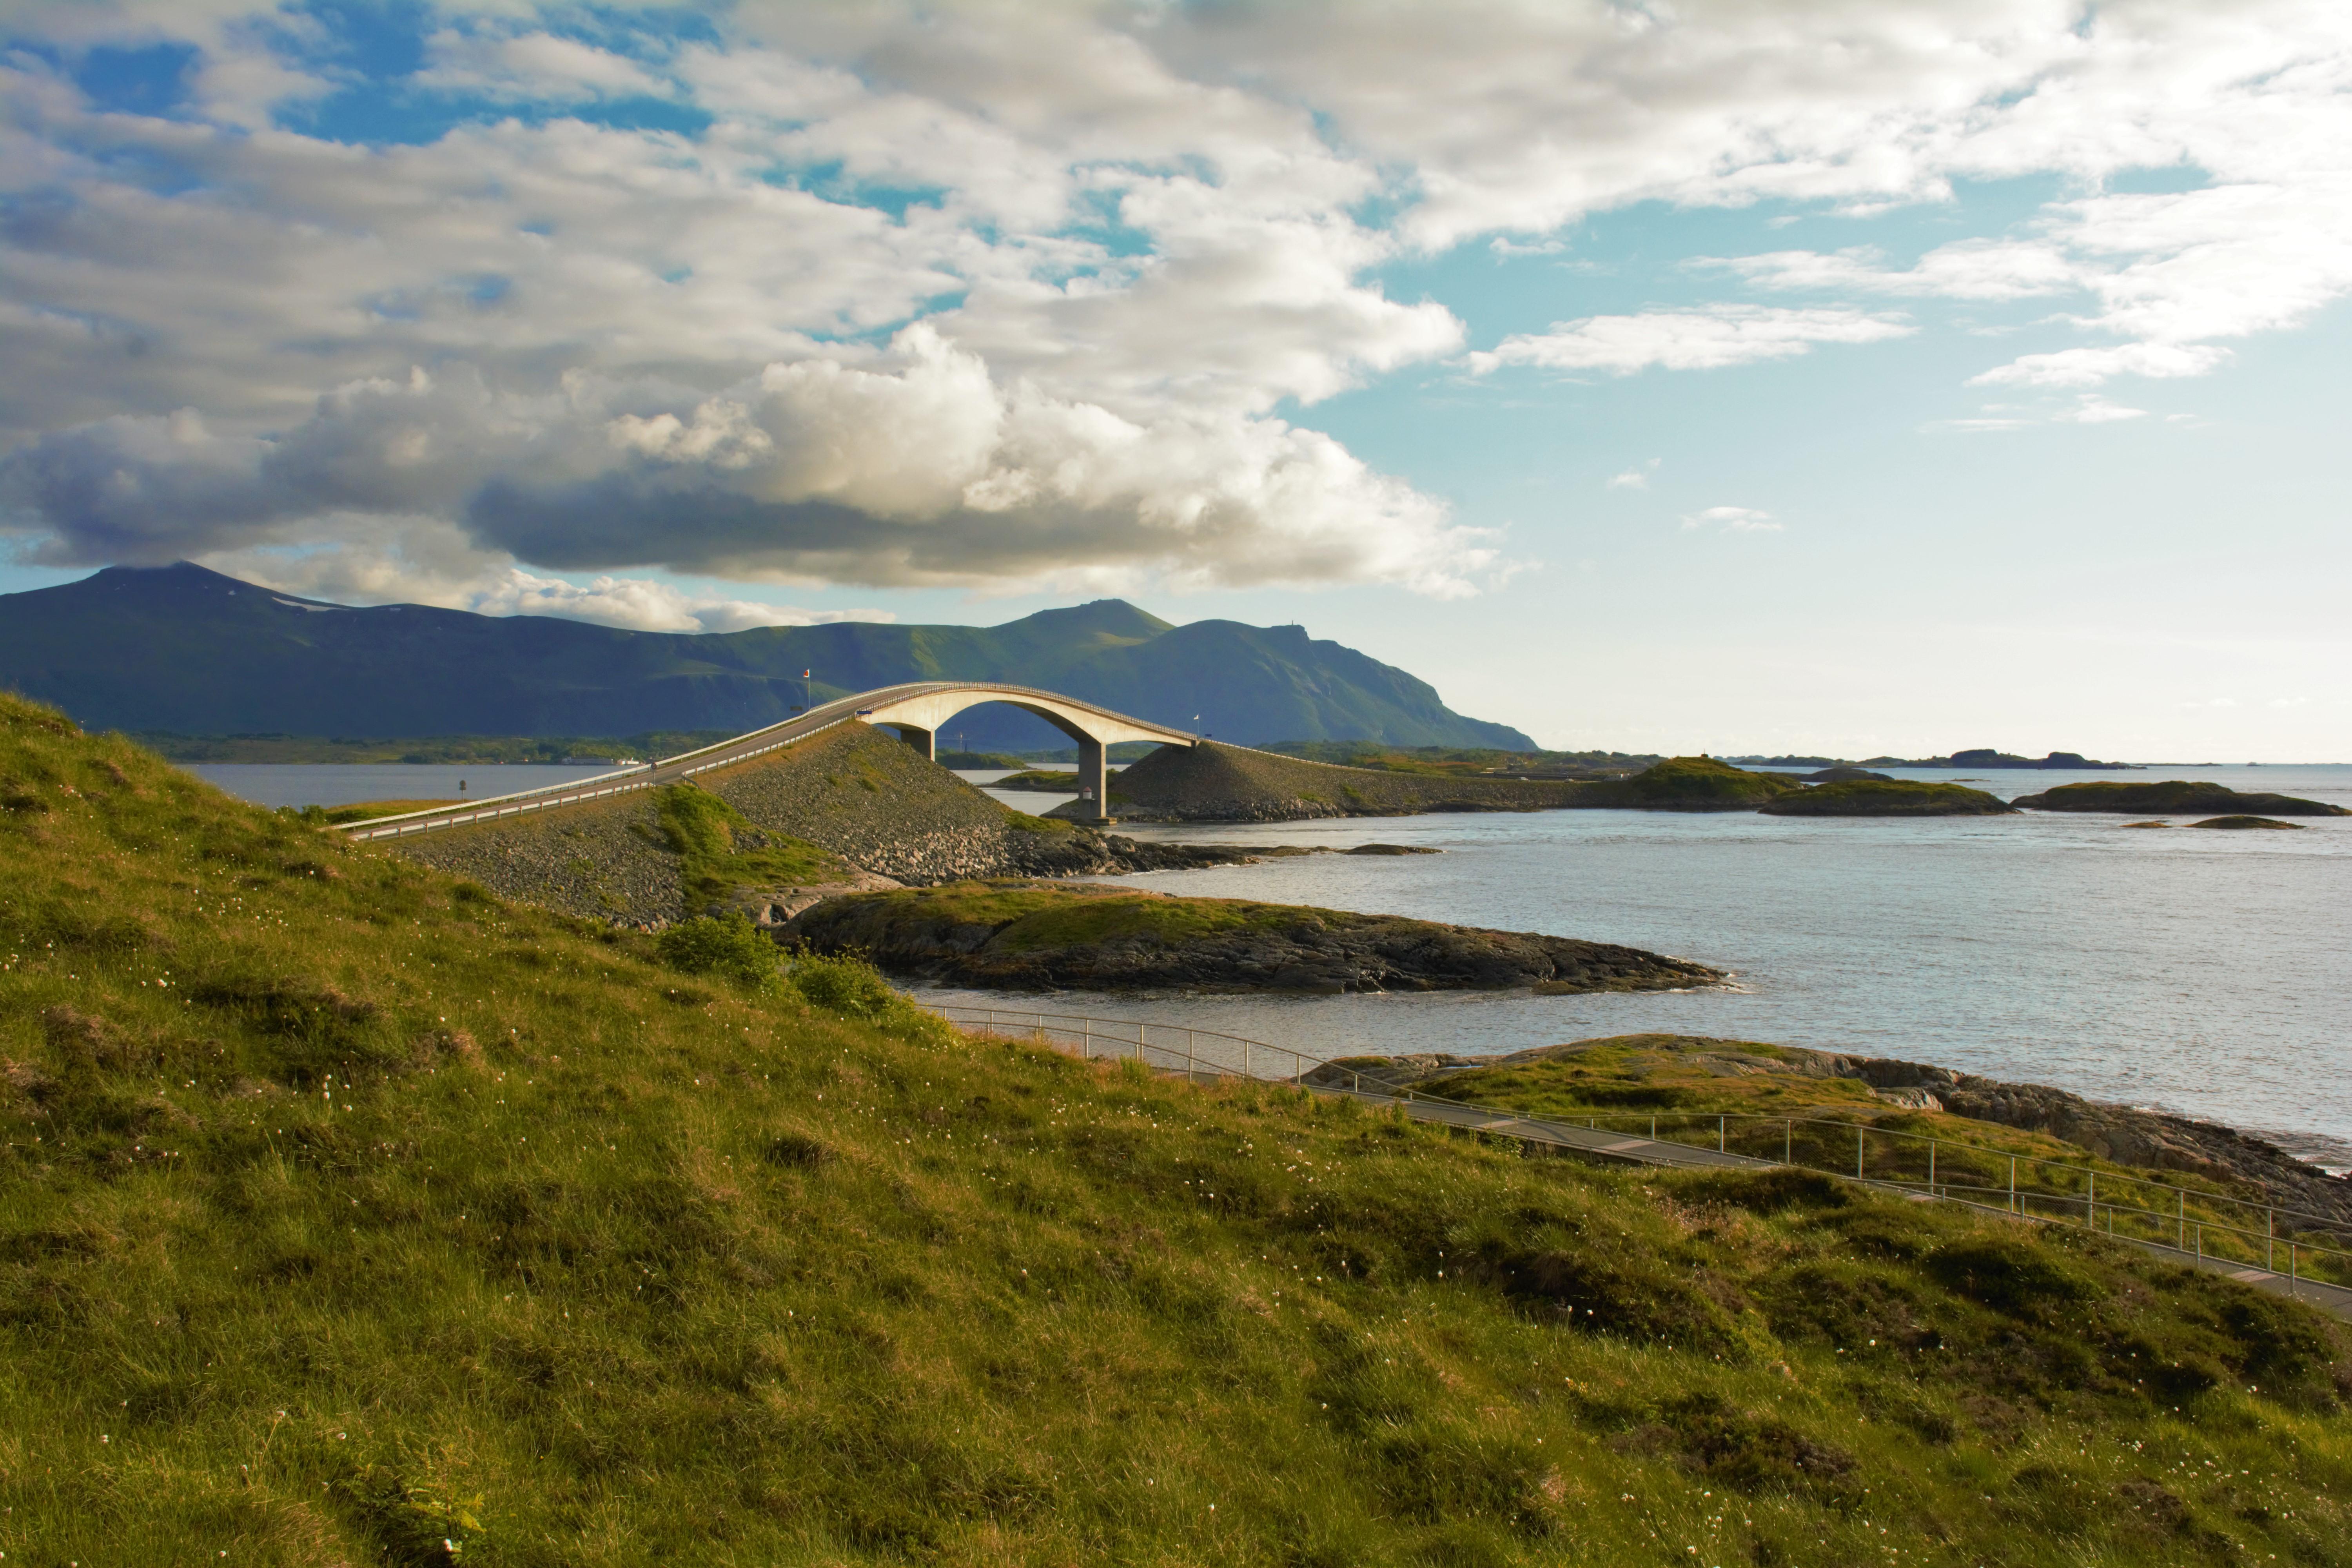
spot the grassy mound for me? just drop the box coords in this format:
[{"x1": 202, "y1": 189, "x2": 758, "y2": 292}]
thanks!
[
  {"x1": 780, "y1": 882, "x2": 1722, "y2": 994},
  {"x1": 990, "y1": 769, "x2": 1080, "y2": 791},
  {"x1": 1759, "y1": 779, "x2": 2016, "y2": 817},
  {"x1": 1585, "y1": 756, "x2": 1801, "y2": 811},
  {"x1": 2013, "y1": 781, "x2": 2348, "y2": 816},
  {"x1": 4, "y1": 698, "x2": 2351, "y2": 1563}
]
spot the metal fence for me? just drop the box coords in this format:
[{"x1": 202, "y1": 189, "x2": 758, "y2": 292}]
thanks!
[
  {"x1": 922, "y1": 1002, "x2": 1327, "y2": 1085},
  {"x1": 923, "y1": 1002, "x2": 2352, "y2": 1288},
  {"x1": 1553, "y1": 1108, "x2": 2352, "y2": 1288}
]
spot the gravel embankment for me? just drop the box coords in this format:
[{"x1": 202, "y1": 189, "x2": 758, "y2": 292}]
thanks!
[
  {"x1": 381, "y1": 724, "x2": 1277, "y2": 921},
  {"x1": 386, "y1": 792, "x2": 684, "y2": 923}
]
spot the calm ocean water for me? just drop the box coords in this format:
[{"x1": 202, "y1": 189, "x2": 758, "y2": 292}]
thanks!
[
  {"x1": 944, "y1": 764, "x2": 2352, "y2": 1160},
  {"x1": 183, "y1": 762, "x2": 627, "y2": 808},
  {"x1": 190, "y1": 760, "x2": 2352, "y2": 1155}
]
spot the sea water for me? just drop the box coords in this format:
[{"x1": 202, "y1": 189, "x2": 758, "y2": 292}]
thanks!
[
  {"x1": 189, "y1": 759, "x2": 2352, "y2": 1155},
  {"x1": 944, "y1": 764, "x2": 2352, "y2": 1159},
  {"x1": 183, "y1": 762, "x2": 628, "y2": 808}
]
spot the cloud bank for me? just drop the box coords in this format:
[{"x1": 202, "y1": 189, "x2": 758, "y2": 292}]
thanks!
[{"x1": 1, "y1": 0, "x2": 2347, "y2": 612}]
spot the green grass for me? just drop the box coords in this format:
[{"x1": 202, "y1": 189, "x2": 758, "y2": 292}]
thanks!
[
  {"x1": 1597, "y1": 756, "x2": 1800, "y2": 809},
  {"x1": 998, "y1": 808, "x2": 1074, "y2": 834},
  {"x1": 4, "y1": 698, "x2": 2352, "y2": 1563},
  {"x1": 296, "y1": 799, "x2": 463, "y2": 826},
  {"x1": 991, "y1": 769, "x2": 1080, "y2": 791},
  {"x1": 652, "y1": 782, "x2": 850, "y2": 907}
]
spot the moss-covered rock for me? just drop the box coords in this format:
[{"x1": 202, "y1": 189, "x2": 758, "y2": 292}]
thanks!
[
  {"x1": 1760, "y1": 779, "x2": 2016, "y2": 817},
  {"x1": 2013, "y1": 780, "x2": 2348, "y2": 816},
  {"x1": 780, "y1": 880, "x2": 1724, "y2": 994},
  {"x1": 1579, "y1": 755, "x2": 1802, "y2": 811}
]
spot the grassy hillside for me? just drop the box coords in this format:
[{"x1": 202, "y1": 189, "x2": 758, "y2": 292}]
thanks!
[{"x1": 4, "y1": 697, "x2": 2352, "y2": 1564}]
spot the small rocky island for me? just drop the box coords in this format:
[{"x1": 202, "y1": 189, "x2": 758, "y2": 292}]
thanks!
[
  {"x1": 776, "y1": 880, "x2": 1723, "y2": 995},
  {"x1": 2012, "y1": 780, "x2": 2347, "y2": 816},
  {"x1": 1759, "y1": 778, "x2": 2015, "y2": 816}
]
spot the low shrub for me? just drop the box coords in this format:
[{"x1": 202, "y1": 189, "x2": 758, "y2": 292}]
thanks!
[{"x1": 655, "y1": 912, "x2": 780, "y2": 989}]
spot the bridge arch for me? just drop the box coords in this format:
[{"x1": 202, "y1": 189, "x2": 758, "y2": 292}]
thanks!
[
  {"x1": 336, "y1": 680, "x2": 1193, "y2": 838},
  {"x1": 853, "y1": 683, "x2": 1195, "y2": 820}
]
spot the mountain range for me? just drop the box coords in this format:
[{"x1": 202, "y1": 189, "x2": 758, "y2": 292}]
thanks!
[{"x1": 0, "y1": 563, "x2": 1534, "y2": 751}]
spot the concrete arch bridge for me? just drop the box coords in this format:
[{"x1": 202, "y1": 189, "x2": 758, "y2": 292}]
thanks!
[{"x1": 338, "y1": 681, "x2": 1197, "y2": 841}]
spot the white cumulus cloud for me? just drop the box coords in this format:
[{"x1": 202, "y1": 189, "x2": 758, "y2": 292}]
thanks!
[
  {"x1": 1469, "y1": 306, "x2": 1913, "y2": 376},
  {"x1": 1682, "y1": 506, "x2": 1780, "y2": 532}
]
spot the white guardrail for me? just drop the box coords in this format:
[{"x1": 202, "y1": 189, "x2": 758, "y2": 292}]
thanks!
[{"x1": 337, "y1": 716, "x2": 853, "y2": 841}]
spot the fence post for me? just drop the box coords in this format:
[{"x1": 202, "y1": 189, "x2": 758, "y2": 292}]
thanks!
[
  {"x1": 1857, "y1": 1125, "x2": 1865, "y2": 1180},
  {"x1": 1718, "y1": 1115, "x2": 1725, "y2": 1154},
  {"x1": 2178, "y1": 1189, "x2": 2185, "y2": 1250},
  {"x1": 2268, "y1": 1209, "x2": 2276, "y2": 1272},
  {"x1": 2008, "y1": 1156, "x2": 2016, "y2": 1215},
  {"x1": 2087, "y1": 1170, "x2": 2095, "y2": 1229},
  {"x1": 1082, "y1": 1017, "x2": 1092, "y2": 1060},
  {"x1": 1650, "y1": 1115, "x2": 1657, "y2": 1140},
  {"x1": 1929, "y1": 1140, "x2": 1936, "y2": 1198},
  {"x1": 1243, "y1": 1039, "x2": 1250, "y2": 1079},
  {"x1": 1784, "y1": 1120, "x2": 1791, "y2": 1165}
]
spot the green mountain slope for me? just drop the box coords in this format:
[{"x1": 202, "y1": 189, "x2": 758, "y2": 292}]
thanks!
[
  {"x1": 0, "y1": 563, "x2": 1532, "y2": 749},
  {"x1": 4, "y1": 695, "x2": 2350, "y2": 1563}
]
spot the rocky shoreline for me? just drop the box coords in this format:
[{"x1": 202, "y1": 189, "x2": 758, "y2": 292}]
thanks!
[{"x1": 1320, "y1": 1037, "x2": 2352, "y2": 1226}]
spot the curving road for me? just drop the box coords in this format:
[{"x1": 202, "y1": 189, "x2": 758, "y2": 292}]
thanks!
[{"x1": 335, "y1": 680, "x2": 1196, "y2": 842}]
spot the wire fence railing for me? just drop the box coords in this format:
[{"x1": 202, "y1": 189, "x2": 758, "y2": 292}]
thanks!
[
  {"x1": 1529, "y1": 1108, "x2": 2352, "y2": 1289},
  {"x1": 924, "y1": 1002, "x2": 2352, "y2": 1289}
]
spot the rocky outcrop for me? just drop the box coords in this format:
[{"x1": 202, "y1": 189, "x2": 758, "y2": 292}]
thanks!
[
  {"x1": 778, "y1": 881, "x2": 1724, "y2": 996},
  {"x1": 1083, "y1": 740, "x2": 1588, "y2": 822},
  {"x1": 1083, "y1": 745, "x2": 1798, "y2": 823},
  {"x1": 2012, "y1": 780, "x2": 2347, "y2": 816},
  {"x1": 2189, "y1": 815, "x2": 2303, "y2": 830},
  {"x1": 1759, "y1": 779, "x2": 2016, "y2": 817},
  {"x1": 1325, "y1": 1036, "x2": 2352, "y2": 1225}
]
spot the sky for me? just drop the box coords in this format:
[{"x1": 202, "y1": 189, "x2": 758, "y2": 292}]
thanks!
[{"x1": 0, "y1": 1, "x2": 2347, "y2": 760}]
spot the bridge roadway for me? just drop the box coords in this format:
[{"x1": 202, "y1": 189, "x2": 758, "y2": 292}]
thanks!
[{"x1": 337, "y1": 681, "x2": 1198, "y2": 842}]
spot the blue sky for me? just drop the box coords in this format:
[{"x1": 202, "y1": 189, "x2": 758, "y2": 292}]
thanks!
[{"x1": 2, "y1": 1, "x2": 2347, "y2": 758}]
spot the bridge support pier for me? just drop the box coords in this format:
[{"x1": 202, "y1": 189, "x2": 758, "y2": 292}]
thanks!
[
  {"x1": 1077, "y1": 737, "x2": 1111, "y2": 823},
  {"x1": 890, "y1": 725, "x2": 935, "y2": 761}
]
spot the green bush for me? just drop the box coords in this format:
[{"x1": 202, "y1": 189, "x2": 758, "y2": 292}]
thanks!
[
  {"x1": 786, "y1": 950, "x2": 947, "y2": 1039},
  {"x1": 654, "y1": 912, "x2": 780, "y2": 989}
]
